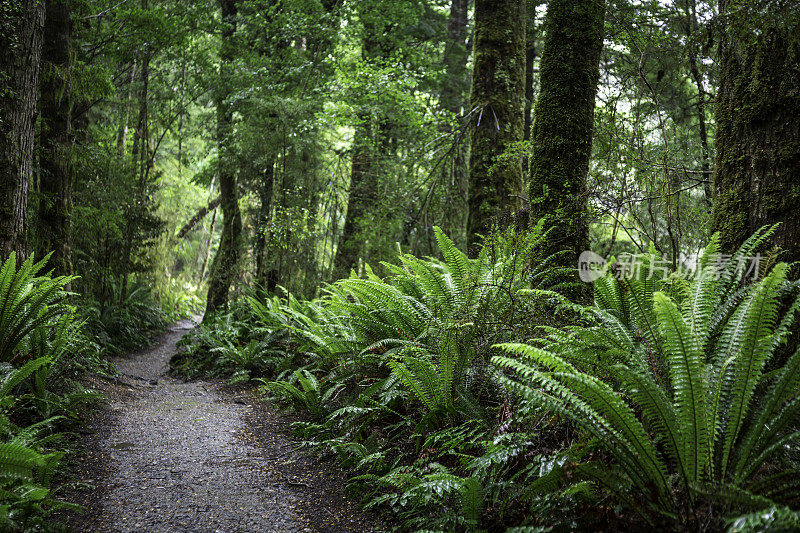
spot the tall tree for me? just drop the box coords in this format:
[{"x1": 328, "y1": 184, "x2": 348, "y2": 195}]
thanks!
[
  {"x1": 440, "y1": 0, "x2": 470, "y2": 115},
  {"x1": 254, "y1": 156, "x2": 275, "y2": 285},
  {"x1": 523, "y1": 0, "x2": 540, "y2": 174},
  {"x1": 711, "y1": 0, "x2": 800, "y2": 262},
  {"x1": 0, "y1": 0, "x2": 45, "y2": 260},
  {"x1": 205, "y1": 0, "x2": 243, "y2": 315},
  {"x1": 332, "y1": 13, "x2": 395, "y2": 278},
  {"x1": 466, "y1": 0, "x2": 526, "y2": 250},
  {"x1": 681, "y1": 0, "x2": 712, "y2": 205},
  {"x1": 38, "y1": 0, "x2": 73, "y2": 275},
  {"x1": 120, "y1": 0, "x2": 153, "y2": 302},
  {"x1": 438, "y1": 0, "x2": 471, "y2": 247},
  {"x1": 333, "y1": 118, "x2": 386, "y2": 278},
  {"x1": 528, "y1": 0, "x2": 605, "y2": 278}
]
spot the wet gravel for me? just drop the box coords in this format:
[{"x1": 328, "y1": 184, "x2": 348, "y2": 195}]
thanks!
[{"x1": 59, "y1": 319, "x2": 384, "y2": 533}]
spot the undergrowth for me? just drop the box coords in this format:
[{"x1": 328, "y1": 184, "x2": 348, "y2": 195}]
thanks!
[
  {"x1": 0, "y1": 254, "x2": 104, "y2": 531},
  {"x1": 79, "y1": 279, "x2": 193, "y2": 360},
  {"x1": 182, "y1": 225, "x2": 800, "y2": 532}
]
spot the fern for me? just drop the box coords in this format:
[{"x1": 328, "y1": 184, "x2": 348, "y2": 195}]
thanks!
[
  {"x1": 654, "y1": 292, "x2": 710, "y2": 484},
  {"x1": 0, "y1": 443, "x2": 45, "y2": 482},
  {"x1": 0, "y1": 253, "x2": 77, "y2": 364},
  {"x1": 494, "y1": 230, "x2": 800, "y2": 523}
]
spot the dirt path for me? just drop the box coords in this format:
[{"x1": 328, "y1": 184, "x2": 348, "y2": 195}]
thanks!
[{"x1": 61, "y1": 319, "x2": 382, "y2": 533}]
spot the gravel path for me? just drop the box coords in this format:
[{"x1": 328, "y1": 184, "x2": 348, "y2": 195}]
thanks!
[{"x1": 61, "y1": 319, "x2": 382, "y2": 533}]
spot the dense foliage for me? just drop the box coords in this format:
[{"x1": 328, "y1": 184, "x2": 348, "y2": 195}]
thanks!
[
  {"x1": 176, "y1": 225, "x2": 800, "y2": 531},
  {"x1": 0, "y1": 254, "x2": 102, "y2": 530},
  {"x1": 1, "y1": 0, "x2": 798, "y2": 530},
  {"x1": 15, "y1": 0, "x2": 752, "y2": 305}
]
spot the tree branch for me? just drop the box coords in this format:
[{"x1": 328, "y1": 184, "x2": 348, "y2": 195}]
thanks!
[{"x1": 176, "y1": 195, "x2": 222, "y2": 239}]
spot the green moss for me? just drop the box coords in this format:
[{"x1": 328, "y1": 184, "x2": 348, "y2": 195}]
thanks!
[
  {"x1": 712, "y1": 9, "x2": 800, "y2": 263},
  {"x1": 466, "y1": 0, "x2": 526, "y2": 249},
  {"x1": 527, "y1": 0, "x2": 605, "y2": 284}
]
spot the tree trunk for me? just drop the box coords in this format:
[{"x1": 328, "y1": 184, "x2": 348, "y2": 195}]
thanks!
[
  {"x1": 523, "y1": 4, "x2": 538, "y2": 174},
  {"x1": 200, "y1": 207, "x2": 217, "y2": 283},
  {"x1": 711, "y1": 2, "x2": 800, "y2": 263},
  {"x1": 255, "y1": 156, "x2": 275, "y2": 285},
  {"x1": 0, "y1": 0, "x2": 45, "y2": 260},
  {"x1": 120, "y1": 45, "x2": 150, "y2": 302},
  {"x1": 466, "y1": 0, "x2": 526, "y2": 251},
  {"x1": 441, "y1": 0, "x2": 470, "y2": 115},
  {"x1": 333, "y1": 119, "x2": 375, "y2": 278},
  {"x1": 682, "y1": 0, "x2": 712, "y2": 206},
  {"x1": 332, "y1": 22, "x2": 394, "y2": 278},
  {"x1": 205, "y1": 0, "x2": 243, "y2": 316},
  {"x1": 117, "y1": 61, "x2": 137, "y2": 153},
  {"x1": 528, "y1": 0, "x2": 605, "y2": 284},
  {"x1": 439, "y1": 0, "x2": 470, "y2": 247},
  {"x1": 38, "y1": 0, "x2": 73, "y2": 276}
]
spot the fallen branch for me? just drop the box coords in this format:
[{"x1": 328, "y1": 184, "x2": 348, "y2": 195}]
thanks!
[{"x1": 176, "y1": 195, "x2": 222, "y2": 239}]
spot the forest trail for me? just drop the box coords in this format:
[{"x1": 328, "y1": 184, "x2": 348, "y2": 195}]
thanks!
[{"x1": 62, "y1": 320, "x2": 382, "y2": 533}]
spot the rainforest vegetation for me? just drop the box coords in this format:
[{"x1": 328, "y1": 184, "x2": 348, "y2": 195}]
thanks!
[{"x1": 1, "y1": 0, "x2": 799, "y2": 530}]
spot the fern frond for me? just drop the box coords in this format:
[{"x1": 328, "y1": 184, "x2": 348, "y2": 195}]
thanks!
[
  {"x1": 460, "y1": 477, "x2": 484, "y2": 522},
  {"x1": 720, "y1": 264, "x2": 787, "y2": 479},
  {"x1": 614, "y1": 364, "x2": 687, "y2": 488},
  {"x1": 654, "y1": 292, "x2": 710, "y2": 483},
  {"x1": 0, "y1": 442, "x2": 44, "y2": 482}
]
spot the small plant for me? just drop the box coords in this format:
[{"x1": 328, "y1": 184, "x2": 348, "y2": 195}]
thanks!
[
  {"x1": 0, "y1": 253, "x2": 76, "y2": 364},
  {"x1": 212, "y1": 333, "x2": 289, "y2": 383},
  {"x1": 264, "y1": 369, "x2": 343, "y2": 419},
  {"x1": 361, "y1": 463, "x2": 486, "y2": 531}
]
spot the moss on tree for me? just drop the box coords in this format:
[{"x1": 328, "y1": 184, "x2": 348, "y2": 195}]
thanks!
[
  {"x1": 466, "y1": 0, "x2": 526, "y2": 250},
  {"x1": 527, "y1": 0, "x2": 605, "y2": 284},
  {"x1": 712, "y1": 2, "x2": 800, "y2": 263}
]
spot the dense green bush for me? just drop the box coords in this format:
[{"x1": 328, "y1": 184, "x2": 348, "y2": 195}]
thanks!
[
  {"x1": 187, "y1": 226, "x2": 800, "y2": 530},
  {"x1": 80, "y1": 280, "x2": 167, "y2": 358},
  {"x1": 172, "y1": 298, "x2": 291, "y2": 380},
  {"x1": 495, "y1": 226, "x2": 800, "y2": 527},
  {"x1": 0, "y1": 254, "x2": 102, "y2": 530}
]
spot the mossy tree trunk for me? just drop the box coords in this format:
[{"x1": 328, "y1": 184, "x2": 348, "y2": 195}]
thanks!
[
  {"x1": 528, "y1": 0, "x2": 605, "y2": 281},
  {"x1": 205, "y1": 0, "x2": 243, "y2": 316},
  {"x1": 333, "y1": 21, "x2": 394, "y2": 278},
  {"x1": 0, "y1": 0, "x2": 45, "y2": 260},
  {"x1": 255, "y1": 156, "x2": 275, "y2": 286},
  {"x1": 438, "y1": 0, "x2": 470, "y2": 247},
  {"x1": 711, "y1": 2, "x2": 800, "y2": 263},
  {"x1": 38, "y1": 0, "x2": 73, "y2": 276},
  {"x1": 466, "y1": 0, "x2": 526, "y2": 251}
]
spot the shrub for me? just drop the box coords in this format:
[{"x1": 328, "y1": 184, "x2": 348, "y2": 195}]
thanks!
[
  {"x1": 494, "y1": 227, "x2": 800, "y2": 526},
  {"x1": 0, "y1": 254, "x2": 97, "y2": 529}
]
